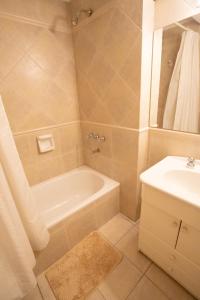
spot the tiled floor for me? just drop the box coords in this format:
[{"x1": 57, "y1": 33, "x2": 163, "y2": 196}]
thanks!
[{"x1": 33, "y1": 214, "x2": 196, "y2": 300}]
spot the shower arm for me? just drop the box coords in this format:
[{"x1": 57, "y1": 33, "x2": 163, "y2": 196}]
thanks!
[
  {"x1": 72, "y1": 8, "x2": 93, "y2": 25},
  {"x1": 76, "y1": 9, "x2": 92, "y2": 18}
]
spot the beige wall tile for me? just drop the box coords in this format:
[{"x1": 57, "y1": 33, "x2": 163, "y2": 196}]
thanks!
[
  {"x1": 71, "y1": 0, "x2": 144, "y2": 221},
  {"x1": 95, "y1": 188, "x2": 120, "y2": 228},
  {"x1": 111, "y1": 128, "x2": 138, "y2": 164},
  {"x1": 0, "y1": 17, "x2": 40, "y2": 51},
  {"x1": 83, "y1": 9, "x2": 114, "y2": 49},
  {"x1": 0, "y1": 0, "x2": 70, "y2": 29},
  {"x1": 34, "y1": 225, "x2": 69, "y2": 275},
  {"x1": 2, "y1": 0, "x2": 146, "y2": 224},
  {"x1": 0, "y1": 39, "x2": 24, "y2": 81},
  {"x1": 148, "y1": 129, "x2": 200, "y2": 167},
  {"x1": 70, "y1": 0, "x2": 111, "y2": 18},
  {"x1": 120, "y1": 33, "x2": 142, "y2": 100},
  {"x1": 102, "y1": 8, "x2": 140, "y2": 72},
  {"x1": 104, "y1": 74, "x2": 138, "y2": 128},
  {"x1": 78, "y1": 75, "x2": 100, "y2": 121},
  {"x1": 73, "y1": 29, "x2": 97, "y2": 75},
  {"x1": 81, "y1": 121, "x2": 143, "y2": 220},
  {"x1": 0, "y1": 5, "x2": 82, "y2": 184},
  {"x1": 29, "y1": 30, "x2": 72, "y2": 76},
  {"x1": 15, "y1": 123, "x2": 82, "y2": 185},
  {"x1": 117, "y1": 0, "x2": 143, "y2": 29},
  {"x1": 87, "y1": 52, "x2": 115, "y2": 98},
  {"x1": 65, "y1": 204, "x2": 97, "y2": 248}
]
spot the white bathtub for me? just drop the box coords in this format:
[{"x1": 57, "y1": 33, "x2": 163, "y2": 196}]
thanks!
[{"x1": 32, "y1": 166, "x2": 120, "y2": 228}]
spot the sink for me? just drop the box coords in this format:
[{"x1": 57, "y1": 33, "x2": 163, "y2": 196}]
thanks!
[{"x1": 140, "y1": 156, "x2": 200, "y2": 208}]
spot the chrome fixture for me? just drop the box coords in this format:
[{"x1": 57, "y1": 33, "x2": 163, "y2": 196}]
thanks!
[
  {"x1": 87, "y1": 132, "x2": 106, "y2": 142},
  {"x1": 72, "y1": 8, "x2": 93, "y2": 26},
  {"x1": 186, "y1": 156, "x2": 195, "y2": 168}
]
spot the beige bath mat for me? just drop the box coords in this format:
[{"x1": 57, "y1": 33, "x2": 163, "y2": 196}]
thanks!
[{"x1": 45, "y1": 231, "x2": 123, "y2": 300}]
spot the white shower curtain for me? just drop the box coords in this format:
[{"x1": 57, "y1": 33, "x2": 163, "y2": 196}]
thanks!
[
  {"x1": 163, "y1": 30, "x2": 200, "y2": 133},
  {"x1": 0, "y1": 97, "x2": 49, "y2": 250},
  {"x1": 0, "y1": 163, "x2": 36, "y2": 300}
]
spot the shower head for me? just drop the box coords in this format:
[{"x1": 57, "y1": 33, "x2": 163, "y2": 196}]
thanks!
[{"x1": 72, "y1": 8, "x2": 93, "y2": 26}]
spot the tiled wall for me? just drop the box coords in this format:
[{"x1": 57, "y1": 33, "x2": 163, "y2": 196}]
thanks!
[
  {"x1": 0, "y1": 0, "x2": 83, "y2": 185},
  {"x1": 0, "y1": 0, "x2": 69, "y2": 30},
  {"x1": 71, "y1": 0, "x2": 145, "y2": 220},
  {"x1": 148, "y1": 128, "x2": 200, "y2": 167}
]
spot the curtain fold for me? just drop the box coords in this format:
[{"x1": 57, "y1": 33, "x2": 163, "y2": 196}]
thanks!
[
  {"x1": 0, "y1": 163, "x2": 36, "y2": 299},
  {"x1": 0, "y1": 97, "x2": 49, "y2": 251},
  {"x1": 163, "y1": 30, "x2": 200, "y2": 133}
]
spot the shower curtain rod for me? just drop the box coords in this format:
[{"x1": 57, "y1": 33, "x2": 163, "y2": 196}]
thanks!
[{"x1": 175, "y1": 22, "x2": 193, "y2": 31}]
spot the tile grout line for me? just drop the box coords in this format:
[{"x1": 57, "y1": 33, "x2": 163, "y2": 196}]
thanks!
[
  {"x1": 146, "y1": 265, "x2": 197, "y2": 300},
  {"x1": 124, "y1": 261, "x2": 156, "y2": 300},
  {"x1": 96, "y1": 287, "x2": 106, "y2": 300},
  {"x1": 114, "y1": 221, "x2": 138, "y2": 246},
  {"x1": 145, "y1": 275, "x2": 176, "y2": 300},
  {"x1": 37, "y1": 283, "x2": 45, "y2": 300},
  {"x1": 0, "y1": 26, "x2": 45, "y2": 86},
  {"x1": 124, "y1": 265, "x2": 147, "y2": 300}
]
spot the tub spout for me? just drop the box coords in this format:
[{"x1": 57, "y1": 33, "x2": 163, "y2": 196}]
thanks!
[{"x1": 91, "y1": 148, "x2": 100, "y2": 154}]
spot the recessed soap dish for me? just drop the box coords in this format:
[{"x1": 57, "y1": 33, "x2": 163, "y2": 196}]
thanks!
[{"x1": 37, "y1": 134, "x2": 55, "y2": 153}]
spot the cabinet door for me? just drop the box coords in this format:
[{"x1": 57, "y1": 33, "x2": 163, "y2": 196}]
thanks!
[
  {"x1": 176, "y1": 222, "x2": 200, "y2": 267},
  {"x1": 140, "y1": 202, "x2": 181, "y2": 248}
]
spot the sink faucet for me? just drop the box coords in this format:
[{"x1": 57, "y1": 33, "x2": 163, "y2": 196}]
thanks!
[{"x1": 186, "y1": 157, "x2": 195, "y2": 168}]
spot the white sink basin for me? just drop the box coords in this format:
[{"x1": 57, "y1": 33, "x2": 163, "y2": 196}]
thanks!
[{"x1": 140, "y1": 156, "x2": 200, "y2": 208}]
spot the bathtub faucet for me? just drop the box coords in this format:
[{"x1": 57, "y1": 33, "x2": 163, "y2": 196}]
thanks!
[
  {"x1": 91, "y1": 148, "x2": 100, "y2": 154},
  {"x1": 87, "y1": 132, "x2": 106, "y2": 142}
]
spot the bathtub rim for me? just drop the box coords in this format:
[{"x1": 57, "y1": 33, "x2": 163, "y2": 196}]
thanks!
[
  {"x1": 32, "y1": 165, "x2": 119, "y2": 189},
  {"x1": 32, "y1": 166, "x2": 120, "y2": 229}
]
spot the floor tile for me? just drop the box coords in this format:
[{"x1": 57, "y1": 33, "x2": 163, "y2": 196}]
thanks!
[
  {"x1": 23, "y1": 285, "x2": 43, "y2": 300},
  {"x1": 126, "y1": 276, "x2": 169, "y2": 300},
  {"x1": 37, "y1": 273, "x2": 55, "y2": 300},
  {"x1": 86, "y1": 288, "x2": 105, "y2": 300},
  {"x1": 99, "y1": 213, "x2": 134, "y2": 244},
  {"x1": 98, "y1": 257, "x2": 142, "y2": 300},
  {"x1": 116, "y1": 225, "x2": 151, "y2": 273},
  {"x1": 146, "y1": 264, "x2": 196, "y2": 300}
]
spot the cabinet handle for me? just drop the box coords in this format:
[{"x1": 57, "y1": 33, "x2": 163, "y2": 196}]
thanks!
[
  {"x1": 182, "y1": 225, "x2": 188, "y2": 232},
  {"x1": 172, "y1": 221, "x2": 179, "y2": 227}
]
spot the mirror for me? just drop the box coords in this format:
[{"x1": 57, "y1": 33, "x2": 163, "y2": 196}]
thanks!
[{"x1": 150, "y1": 13, "x2": 200, "y2": 134}]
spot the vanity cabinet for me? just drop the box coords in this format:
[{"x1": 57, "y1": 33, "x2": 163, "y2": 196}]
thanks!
[
  {"x1": 141, "y1": 202, "x2": 180, "y2": 247},
  {"x1": 139, "y1": 185, "x2": 200, "y2": 299},
  {"x1": 176, "y1": 222, "x2": 200, "y2": 267}
]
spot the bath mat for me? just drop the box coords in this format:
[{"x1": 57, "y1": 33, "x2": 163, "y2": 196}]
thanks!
[{"x1": 45, "y1": 231, "x2": 123, "y2": 300}]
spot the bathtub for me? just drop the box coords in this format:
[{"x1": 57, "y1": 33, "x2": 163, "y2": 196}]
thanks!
[
  {"x1": 32, "y1": 166, "x2": 120, "y2": 274},
  {"x1": 32, "y1": 166, "x2": 120, "y2": 228}
]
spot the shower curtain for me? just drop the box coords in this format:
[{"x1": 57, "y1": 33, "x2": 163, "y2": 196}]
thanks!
[
  {"x1": 0, "y1": 97, "x2": 49, "y2": 251},
  {"x1": 0, "y1": 97, "x2": 49, "y2": 298},
  {"x1": 163, "y1": 30, "x2": 200, "y2": 133},
  {"x1": 0, "y1": 163, "x2": 36, "y2": 299}
]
